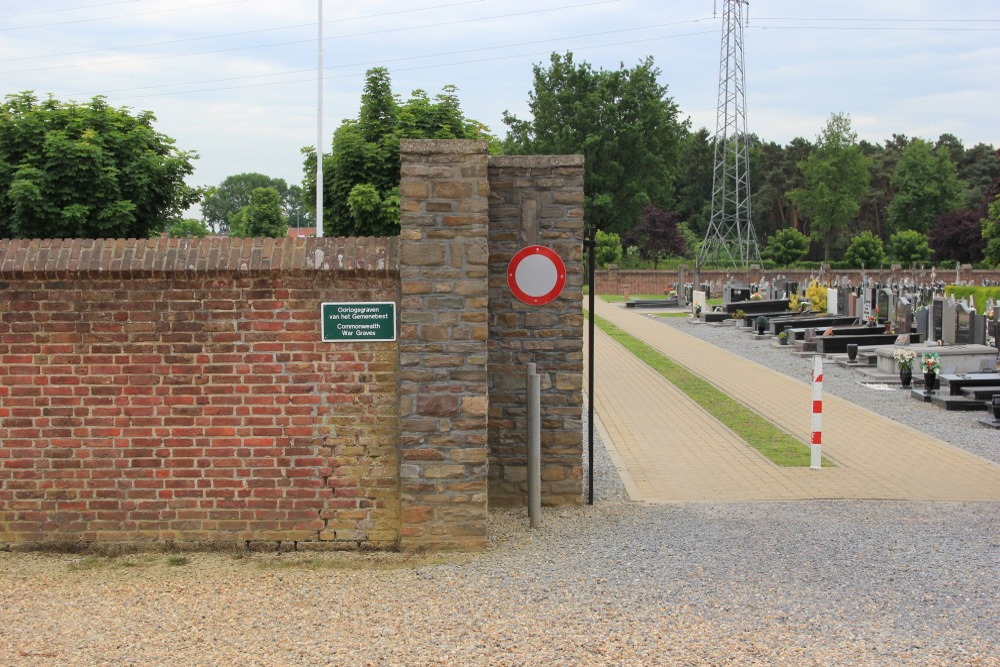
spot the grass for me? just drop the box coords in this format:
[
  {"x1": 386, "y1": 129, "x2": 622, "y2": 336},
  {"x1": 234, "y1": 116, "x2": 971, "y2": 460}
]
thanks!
[
  {"x1": 252, "y1": 552, "x2": 458, "y2": 571},
  {"x1": 587, "y1": 311, "x2": 830, "y2": 468}
]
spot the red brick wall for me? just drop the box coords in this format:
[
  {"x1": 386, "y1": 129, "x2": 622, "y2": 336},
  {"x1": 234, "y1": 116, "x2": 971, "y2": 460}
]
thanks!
[{"x1": 0, "y1": 237, "x2": 400, "y2": 546}]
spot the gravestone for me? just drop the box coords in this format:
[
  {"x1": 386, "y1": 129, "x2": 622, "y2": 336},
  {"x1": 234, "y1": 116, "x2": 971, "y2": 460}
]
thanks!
[
  {"x1": 724, "y1": 281, "x2": 751, "y2": 305},
  {"x1": 848, "y1": 292, "x2": 857, "y2": 318},
  {"x1": 826, "y1": 288, "x2": 839, "y2": 315},
  {"x1": 931, "y1": 298, "x2": 944, "y2": 342},
  {"x1": 942, "y1": 299, "x2": 958, "y2": 345},
  {"x1": 955, "y1": 303, "x2": 974, "y2": 345},
  {"x1": 915, "y1": 308, "x2": 930, "y2": 341},
  {"x1": 895, "y1": 296, "x2": 913, "y2": 335},
  {"x1": 970, "y1": 312, "x2": 987, "y2": 346},
  {"x1": 692, "y1": 290, "x2": 707, "y2": 316},
  {"x1": 877, "y1": 288, "x2": 893, "y2": 324}
]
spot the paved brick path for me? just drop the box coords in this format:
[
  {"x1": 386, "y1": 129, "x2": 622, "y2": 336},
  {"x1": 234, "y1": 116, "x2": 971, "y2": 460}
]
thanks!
[{"x1": 588, "y1": 298, "x2": 1000, "y2": 502}]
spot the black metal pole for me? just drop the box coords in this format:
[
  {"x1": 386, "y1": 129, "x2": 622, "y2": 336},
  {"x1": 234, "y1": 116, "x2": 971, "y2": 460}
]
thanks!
[{"x1": 585, "y1": 226, "x2": 596, "y2": 505}]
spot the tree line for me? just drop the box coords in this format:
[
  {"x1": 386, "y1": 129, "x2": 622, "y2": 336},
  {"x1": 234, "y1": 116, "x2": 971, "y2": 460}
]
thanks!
[{"x1": 2, "y1": 54, "x2": 998, "y2": 267}]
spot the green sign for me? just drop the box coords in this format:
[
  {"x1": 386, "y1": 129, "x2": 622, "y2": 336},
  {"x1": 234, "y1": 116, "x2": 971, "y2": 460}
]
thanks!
[{"x1": 322, "y1": 302, "x2": 396, "y2": 342}]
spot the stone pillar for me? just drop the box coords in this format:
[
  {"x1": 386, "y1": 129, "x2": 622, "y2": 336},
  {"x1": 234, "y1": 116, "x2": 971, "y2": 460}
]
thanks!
[
  {"x1": 487, "y1": 155, "x2": 585, "y2": 506},
  {"x1": 398, "y1": 140, "x2": 490, "y2": 550}
]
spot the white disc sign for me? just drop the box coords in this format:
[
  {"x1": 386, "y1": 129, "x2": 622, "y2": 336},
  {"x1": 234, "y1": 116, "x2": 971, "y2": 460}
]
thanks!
[{"x1": 507, "y1": 245, "x2": 567, "y2": 305}]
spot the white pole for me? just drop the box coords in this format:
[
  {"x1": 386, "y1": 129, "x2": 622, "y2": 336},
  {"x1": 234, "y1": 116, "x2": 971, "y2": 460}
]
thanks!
[
  {"x1": 810, "y1": 355, "x2": 823, "y2": 470},
  {"x1": 315, "y1": 0, "x2": 324, "y2": 238}
]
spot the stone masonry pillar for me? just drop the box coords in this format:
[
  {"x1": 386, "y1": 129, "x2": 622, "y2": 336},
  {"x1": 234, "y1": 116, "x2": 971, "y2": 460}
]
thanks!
[{"x1": 397, "y1": 139, "x2": 490, "y2": 550}]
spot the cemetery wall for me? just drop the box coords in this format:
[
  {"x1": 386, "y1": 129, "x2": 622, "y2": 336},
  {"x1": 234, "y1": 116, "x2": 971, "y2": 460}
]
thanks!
[
  {"x1": 0, "y1": 140, "x2": 585, "y2": 551},
  {"x1": 0, "y1": 237, "x2": 402, "y2": 548},
  {"x1": 596, "y1": 267, "x2": 1000, "y2": 298}
]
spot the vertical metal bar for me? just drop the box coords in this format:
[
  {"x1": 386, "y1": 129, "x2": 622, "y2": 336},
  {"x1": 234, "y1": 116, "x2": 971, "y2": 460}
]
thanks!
[
  {"x1": 315, "y1": 0, "x2": 324, "y2": 238},
  {"x1": 527, "y1": 363, "x2": 541, "y2": 527},
  {"x1": 587, "y1": 227, "x2": 596, "y2": 505}
]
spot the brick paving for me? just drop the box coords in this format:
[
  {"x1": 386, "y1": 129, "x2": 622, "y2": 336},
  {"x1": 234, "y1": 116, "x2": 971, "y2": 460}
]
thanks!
[{"x1": 588, "y1": 298, "x2": 1000, "y2": 502}]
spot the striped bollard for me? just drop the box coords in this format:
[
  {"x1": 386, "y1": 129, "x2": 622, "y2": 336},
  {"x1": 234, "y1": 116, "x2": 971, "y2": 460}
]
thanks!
[{"x1": 810, "y1": 356, "x2": 823, "y2": 470}]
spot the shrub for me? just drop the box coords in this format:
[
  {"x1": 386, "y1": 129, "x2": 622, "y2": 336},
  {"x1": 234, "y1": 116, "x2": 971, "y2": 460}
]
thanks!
[{"x1": 844, "y1": 231, "x2": 885, "y2": 268}]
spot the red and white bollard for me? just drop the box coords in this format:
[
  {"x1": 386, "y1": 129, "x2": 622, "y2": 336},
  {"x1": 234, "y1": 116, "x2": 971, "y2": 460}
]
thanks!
[{"x1": 810, "y1": 356, "x2": 823, "y2": 470}]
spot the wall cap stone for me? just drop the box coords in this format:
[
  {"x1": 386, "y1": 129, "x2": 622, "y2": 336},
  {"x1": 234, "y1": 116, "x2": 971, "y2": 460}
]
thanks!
[
  {"x1": 0, "y1": 236, "x2": 400, "y2": 279},
  {"x1": 488, "y1": 155, "x2": 584, "y2": 168}
]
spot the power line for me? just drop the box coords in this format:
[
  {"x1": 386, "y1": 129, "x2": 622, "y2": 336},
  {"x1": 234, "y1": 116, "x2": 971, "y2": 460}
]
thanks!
[
  {"x1": 56, "y1": 18, "x2": 715, "y2": 97},
  {"x1": 0, "y1": 0, "x2": 624, "y2": 76},
  {"x1": 1, "y1": 0, "x2": 142, "y2": 19},
  {"x1": 0, "y1": 0, "x2": 494, "y2": 62},
  {"x1": 0, "y1": 0, "x2": 256, "y2": 30},
  {"x1": 61, "y1": 29, "x2": 718, "y2": 102}
]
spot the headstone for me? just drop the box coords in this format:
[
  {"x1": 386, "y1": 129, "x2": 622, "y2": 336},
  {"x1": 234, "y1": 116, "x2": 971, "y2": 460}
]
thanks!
[
  {"x1": 724, "y1": 281, "x2": 751, "y2": 305},
  {"x1": 894, "y1": 296, "x2": 912, "y2": 335},
  {"x1": 848, "y1": 292, "x2": 857, "y2": 318},
  {"x1": 915, "y1": 308, "x2": 930, "y2": 341},
  {"x1": 692, "y1": 290, "x2": 707, "y2": 316},
  {"x1": 970, "y1": 312, "x2": 987, "y2": 346},
  {"x1": 931, "y1": 298, "x2": 944, "y2": 342},
  {"x1": 877, "y1": 288, "x2": 891, "y2": 324},
  {"x1": 942, "y1": 299, "x2": 958, "y2": 345},
  {"x1": 955, "y1": 303, "x2": 973, "y2": 345},
  {"x1": 826, "y1": 288, "x2": 839, "y2": 315}
]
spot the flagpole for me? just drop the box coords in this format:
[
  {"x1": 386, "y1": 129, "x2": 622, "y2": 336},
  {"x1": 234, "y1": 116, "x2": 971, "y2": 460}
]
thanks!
[{"x1": 315, "y1": 0, "x2": 324, "y2": 238}]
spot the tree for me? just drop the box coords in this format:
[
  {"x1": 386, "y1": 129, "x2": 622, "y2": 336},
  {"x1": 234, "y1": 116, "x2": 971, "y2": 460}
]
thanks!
[
  {"x1": 886, "y1": 138, "x2": 964, "y2": 234},
  {"x1": 673, "y1": 127, "x2": 714, "y2": 236},
  {"x1": 593, "y1": 229, "x2": 623, "y2": 267},
  {"x1": 787, "y1": 113, "x2": 871, "y2": 261},
  {"x1": 303, "y1": 67, "x2": 494, "y2": 237},
  {"x1": 503, "y1": 52, "x2": 687, "y2": 234},
  {"x1": 201, "y1": 172, "x2": 307, "y2": 235},
  {"x1": 929, "y1": 208, "x2": 986, "y2": 264},
  {"x1": 762, "y1": 228, "x2": 810, "y2": 266},
  {"x1": 888, "y1": 230, "x2": 932, "y2": 265},
  {"x1": 166, "y1": 218, "x2": 210, "y2": 238},
  {"x1": 0, "y1": 92, "x2": 198, "y2": 239},
  {"x1": 229, "y1": 187, "x2": 287, "y2": 238},
  {"x1": 621, "y1": 205, "x2": 687, "y2": 268},
  {"x1": 844, "y1": 230, "x2": 885, "y2": 268},
  {"x1": 983, "y1": 195, "x2": 1000, "y2": 267}
]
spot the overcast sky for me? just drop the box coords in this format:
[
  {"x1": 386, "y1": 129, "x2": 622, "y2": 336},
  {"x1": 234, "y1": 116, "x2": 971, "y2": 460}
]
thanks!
[{"x1": 3, "y1": 0, "x2": 998, "y2": 193}]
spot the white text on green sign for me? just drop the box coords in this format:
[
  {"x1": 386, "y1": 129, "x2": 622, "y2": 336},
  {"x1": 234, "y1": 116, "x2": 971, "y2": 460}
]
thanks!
[{"x1": 322, "y1": 302, "x2": 396, "y2": 342}]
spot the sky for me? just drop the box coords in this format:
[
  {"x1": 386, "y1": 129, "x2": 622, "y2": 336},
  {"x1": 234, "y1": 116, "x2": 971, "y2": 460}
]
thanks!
[{"x1": 2, "y1": 0, "x2": 998, "y2": 195}]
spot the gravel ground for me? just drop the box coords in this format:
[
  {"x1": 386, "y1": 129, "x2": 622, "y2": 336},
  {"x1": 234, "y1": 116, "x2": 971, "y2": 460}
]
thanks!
[{"x1": 2, "y1": 319, "x2": 998, "y2": 665}]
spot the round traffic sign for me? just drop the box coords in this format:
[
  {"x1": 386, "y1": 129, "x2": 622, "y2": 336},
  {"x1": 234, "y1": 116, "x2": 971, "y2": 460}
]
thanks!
[{"x1": 507, "y1": 245, "x2": 567, "y2": 305}]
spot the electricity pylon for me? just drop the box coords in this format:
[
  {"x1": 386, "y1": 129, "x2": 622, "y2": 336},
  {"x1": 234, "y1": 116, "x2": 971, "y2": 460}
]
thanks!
[{"x1": 698, "y1": 0, "x2": 761, "y2": 270}]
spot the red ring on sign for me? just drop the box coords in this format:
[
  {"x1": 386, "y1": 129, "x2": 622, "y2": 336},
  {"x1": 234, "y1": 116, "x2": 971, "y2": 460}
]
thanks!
[{"x1": 507, "y1": 245, "x2": 567, "y2": 305}]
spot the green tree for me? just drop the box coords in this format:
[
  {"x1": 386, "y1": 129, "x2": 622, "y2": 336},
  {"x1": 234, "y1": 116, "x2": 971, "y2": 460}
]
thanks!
[
  {"x1": 503, "y1": 52, "x2": 687, "y2": 234},
  {"x1": 888, "y1": 230, "x2": 932, "y2": 265},
  {"x1": 982, "y1": 195, "x2": 1000, "y2": 267},
  {"x1": 0, "y1": 92, "x2": 198, "y2": 239},
  {"x1": 844, "y1": 230, "x2": 885, "y2": 268},
  {"x1": 230, "y1": 187, "x2": 287, "y2": 238},
  {"x1": 166, "y1": 218, "x2": 210, "y2": 238},
  {"x1": 762, "y1": 228, "x2": 810, "y2": 266},
  {"x1": 303, "y1": 68, "x2": 494, "y2": 237},
  {"x1": 201, "y1": 172, "x2": 306, "y2": 235},
  {"x1": 673, "y1": 127, "x2": 714, "y2": 236},
  {"x1": 887, "y1": 138, "x2": 964, "y2": 234},
  {"x1": 787, "y1": 113, "x2": 871, "y2": 261},
  {"x1": 593, "y1": 229, "x2": 623, "y2": 268}
]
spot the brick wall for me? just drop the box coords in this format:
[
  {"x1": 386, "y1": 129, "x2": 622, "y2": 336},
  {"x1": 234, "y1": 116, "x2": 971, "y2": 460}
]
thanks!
[
  {"x1": 0, "y1": 142, "x2": 586, "y2": 550},
  {"x1": 487, "y1": 155, "x2": 585, "y2": 506},
  {"x1": 0, "y1": 237, "x2": 400, "y2": 546}
]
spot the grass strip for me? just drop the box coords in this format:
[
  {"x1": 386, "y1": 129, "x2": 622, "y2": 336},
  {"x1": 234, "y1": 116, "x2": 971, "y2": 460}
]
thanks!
[{"x1": 587, "y1": 311, "x2": 829, "y2": 467}]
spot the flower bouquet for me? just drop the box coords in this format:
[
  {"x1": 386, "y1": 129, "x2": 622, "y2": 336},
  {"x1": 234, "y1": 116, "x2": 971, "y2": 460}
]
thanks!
[
  {"x1": 893, "y1": 349, "x2": 916, "y2": 371},
  {"x1": 920, "y1": 352, "x2": 941, "y2": 374}
]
